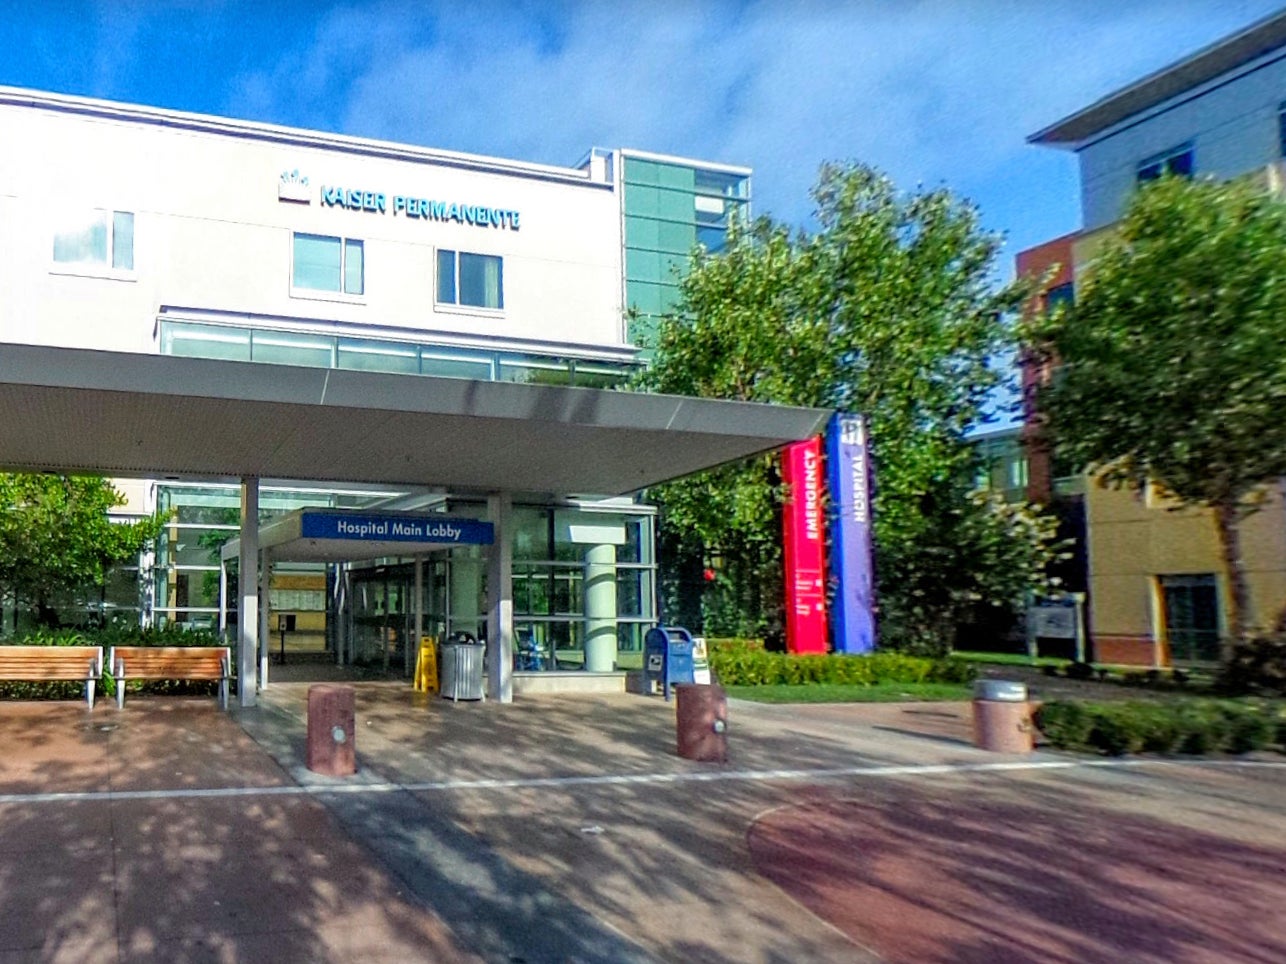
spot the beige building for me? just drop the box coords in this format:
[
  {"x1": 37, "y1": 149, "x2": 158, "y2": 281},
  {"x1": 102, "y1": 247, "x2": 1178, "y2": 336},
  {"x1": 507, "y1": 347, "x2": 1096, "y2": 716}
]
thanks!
[{"x1": 1021, "y1": 11, "x2": 1286, "y2": 665}]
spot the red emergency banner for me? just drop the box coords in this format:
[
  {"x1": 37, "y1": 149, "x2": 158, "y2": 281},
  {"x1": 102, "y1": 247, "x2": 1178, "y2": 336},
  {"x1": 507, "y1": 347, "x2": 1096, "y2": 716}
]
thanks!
[{"x1": 781, "y1": 437, "x2": 828, "y2": 654}]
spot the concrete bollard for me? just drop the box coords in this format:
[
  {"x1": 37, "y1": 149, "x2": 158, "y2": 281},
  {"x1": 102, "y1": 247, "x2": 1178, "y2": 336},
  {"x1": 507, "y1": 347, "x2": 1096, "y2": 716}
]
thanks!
[
  {"x1": 674, "y1": 682, "x2": 728, "y2": 762},
  {"x1": 307, "y1": 684, "x2": 356, "y2": 775},
  {"x1": 971, "y1": 680, "x2": 1034, "y2": 754}
]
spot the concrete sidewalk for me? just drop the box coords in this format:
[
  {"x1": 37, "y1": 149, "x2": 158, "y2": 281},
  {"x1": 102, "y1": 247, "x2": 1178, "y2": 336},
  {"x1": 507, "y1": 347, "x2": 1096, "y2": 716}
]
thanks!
[{"x1": 1, "y1": 687, "x2": 1284, "y2": 963}]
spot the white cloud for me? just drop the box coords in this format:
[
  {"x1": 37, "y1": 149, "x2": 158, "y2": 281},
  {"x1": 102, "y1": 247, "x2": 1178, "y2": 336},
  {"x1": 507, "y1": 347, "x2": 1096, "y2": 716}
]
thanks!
[{"x1": 225, "y1": 0, "x2": 1286, "y2": 247}]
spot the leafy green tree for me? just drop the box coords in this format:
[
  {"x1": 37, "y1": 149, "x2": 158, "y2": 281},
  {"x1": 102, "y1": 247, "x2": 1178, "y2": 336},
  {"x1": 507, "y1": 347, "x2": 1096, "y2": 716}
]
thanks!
[
  {"x1": 643, "y1": 162, "x2": 1061, "y2": 652},
  {"x1": 0, "y1": 474, "x2": 169, "y2": 628},
  {"x1": 1024, "y1": 176, "x2": 1286, "y2": 653}
]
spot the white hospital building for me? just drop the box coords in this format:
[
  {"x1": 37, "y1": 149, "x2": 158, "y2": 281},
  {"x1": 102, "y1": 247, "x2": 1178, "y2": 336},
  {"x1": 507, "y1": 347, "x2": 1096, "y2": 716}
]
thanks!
[{"x1": 0, "y1": 86, "x2": 823, "y2": 701}]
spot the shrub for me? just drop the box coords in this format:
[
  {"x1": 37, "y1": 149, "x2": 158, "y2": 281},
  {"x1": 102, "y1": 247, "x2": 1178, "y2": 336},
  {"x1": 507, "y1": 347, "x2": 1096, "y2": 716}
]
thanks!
[
  {"x1": 707, "y1": 648, "x2": 959, "y2": 688},
  {"x1": 1064, "y1": 661, "x2": 1095, "y2": 681},
  {"x1": 1033, "y1": 701, "x2": 1095, "y2": 751},
  {"x1": 1218, "y1": 634, "x2": 1286, "y2": 696},
  {"x1": 1089, "y1": 705, "x2": 1146, "y2": 756},
  {"x1": 1035, "y1": 698, "x2": 1283, "y2": 756}
]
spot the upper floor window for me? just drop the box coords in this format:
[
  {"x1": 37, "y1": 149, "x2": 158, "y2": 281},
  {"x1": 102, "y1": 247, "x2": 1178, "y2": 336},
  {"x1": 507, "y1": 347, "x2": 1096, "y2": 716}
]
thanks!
[
  {"x1": 437, "y1": 249, "x2": 503, "y2": 310},
  {"x1": 1137, "y1": 145, "x2": 1193, "y2": 183},
  {"x1": 53, "y1": 209, "x2": 134, "y2": 271},
  {"x1": 1043, "y1": 282, "x2": 1074, "y2": 313},
  {"x1": 292, "y1": 232, "x2": 363, "y2": 295}
]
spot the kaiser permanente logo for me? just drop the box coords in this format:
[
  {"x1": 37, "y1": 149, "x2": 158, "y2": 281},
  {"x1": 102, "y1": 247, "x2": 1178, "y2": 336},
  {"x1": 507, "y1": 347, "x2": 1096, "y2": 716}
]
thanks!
[{"x1": 276, "y1": 168, "x2": 520, "y2": 229}]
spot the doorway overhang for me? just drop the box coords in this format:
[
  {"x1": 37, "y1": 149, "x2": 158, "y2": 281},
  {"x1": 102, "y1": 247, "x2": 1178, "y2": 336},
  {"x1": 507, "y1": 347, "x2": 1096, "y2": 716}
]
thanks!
[{"x1": 0, "y1": 343, "x2": 832, "y2": 495}]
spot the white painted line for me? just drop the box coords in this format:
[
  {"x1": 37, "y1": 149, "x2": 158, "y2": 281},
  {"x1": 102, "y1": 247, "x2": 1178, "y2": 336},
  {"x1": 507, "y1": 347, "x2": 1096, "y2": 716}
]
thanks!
[{"x1": 0, "y1": 757, "x2": 1281, "y2": 806}]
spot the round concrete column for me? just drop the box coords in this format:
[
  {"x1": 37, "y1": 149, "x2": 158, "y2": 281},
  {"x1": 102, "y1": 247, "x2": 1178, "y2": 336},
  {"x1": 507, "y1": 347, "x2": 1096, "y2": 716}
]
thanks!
[{"x1": 584, "y1": 543, "x2": 617, "y2": 672}]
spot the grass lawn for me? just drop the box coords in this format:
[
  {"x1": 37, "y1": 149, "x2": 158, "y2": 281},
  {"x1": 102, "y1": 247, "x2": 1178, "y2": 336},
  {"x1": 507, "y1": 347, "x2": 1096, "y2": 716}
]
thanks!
[
  {"x1": 725, "y1": 681, "x2": 973, "y2": 704},
  {"x1": 952, "y1": 650, "x2": 1067, "y2": 668}
]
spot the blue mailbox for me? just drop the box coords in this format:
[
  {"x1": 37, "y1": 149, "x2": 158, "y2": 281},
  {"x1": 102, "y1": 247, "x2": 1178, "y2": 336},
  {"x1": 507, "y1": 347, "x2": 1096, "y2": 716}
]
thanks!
[{"x1": 643, "y1": 626, "x2": 696, "y2": 701}]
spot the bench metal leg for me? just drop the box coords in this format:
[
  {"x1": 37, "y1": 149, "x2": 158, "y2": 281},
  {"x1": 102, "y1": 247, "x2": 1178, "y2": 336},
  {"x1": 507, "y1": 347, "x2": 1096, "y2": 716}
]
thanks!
[
  {"x1": 86, "y1": 678, "x2": 95, "y2": 711},
  {"x1": 116, "y1": 660, "x2": 126, "y2": 710},
  {"x1": 219, "y1": 678, "x2": 228, "y2": 711}
]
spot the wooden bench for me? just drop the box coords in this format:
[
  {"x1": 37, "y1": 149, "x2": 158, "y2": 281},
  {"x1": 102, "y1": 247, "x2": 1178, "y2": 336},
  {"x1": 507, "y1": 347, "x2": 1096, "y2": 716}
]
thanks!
[
  {"x1": 110, "y1": 646, "x2": 231, "y2": 710},
  {"x1": 0, "y1": 645, "x2": 104, "y2": 709}
]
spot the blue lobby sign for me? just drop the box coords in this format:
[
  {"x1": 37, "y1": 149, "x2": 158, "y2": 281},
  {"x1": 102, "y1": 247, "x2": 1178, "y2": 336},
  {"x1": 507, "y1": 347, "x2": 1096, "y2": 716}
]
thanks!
[{"x1": 300, "y1": 512, "x2": 493, "y2": 545}]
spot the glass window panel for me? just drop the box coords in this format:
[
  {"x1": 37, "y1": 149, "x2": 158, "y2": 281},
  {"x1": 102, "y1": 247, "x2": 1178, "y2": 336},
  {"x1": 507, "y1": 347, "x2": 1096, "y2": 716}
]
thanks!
[
  {"x1": 421, "y1": 352, "x2": 492, "y2": 380},
  {"x1": 694, "y1": 169, "x2": 749, "y2": 199},
  {"x1": 173, "y1": 504, "x2": 241, "y2": 525},
  {"x1": 625, "y1": 216, "x2": 661, "y2": 249},
  {"x1": 163, "y1": 527, "x2": 231, "y2": 567},
  {"x1": 102, "y1": 567, "x2": 142, "y2": 611},
  {"x1": 626, "y1": 248, "x2": 662, "y2": 283},
  {"x1": 1167, "y1": 150, "x2": 1194, "y2": 178},
  {"x1": 657, "y1": 220, "x2": 697, "y2": 253},
  {"x1": 53, "y1": 210, "x2": 108, "y2": 264},
  {"x1": 626, "y1": 281, "x2": 663, "y2": 315},
  {"x1": 252, "y1": 330, "x2": 334, "y2": 367},
  {"x1": 436, "y1": 248, "x2": 456, "y2": 303},
  {"x1": 337, "y1": 337, "x2": 419, "y2": 373},
  {"x1": 657, "y1": 283, "x2": 683, "y2": 313},
  {"x1": 618, "y1": 518, "x2": 644, "y2": 564},
  {"x1": 112, "y1": 211, "x2": 134, "y2": 270},
  {"x1": 498, "y1": 357, "x2": 573, "y2": 385},
  {"x1": 161, "y1": 322, "x2": 252, "y2": 362},
  {"x1": 697, "y1": 225, "x2": 729, "y2": 252},
  {"x1": 660, "y1": 252, "x2": 689, "y2": 280},
  {"x1": 658, "y1": 188, "x2": 694, "y2": 221},
  {"x1": 293, "y1": 233, "x2": 342, "y2": 290},
  {"x1": 513, "y1": 508, "x2": 550, "y2": 561},
  {"x1": 656, "y1": 163, "x2": 695, "y2": 191},
  {"x1": 343, "y1": 238, "x2": 364, "y2": 294},
  {"x1": 616, "y1": 569, "x2": 647, "y2": 617},
  {"x1": 459, "y1": 252, "x2": 502, "y2": 308},
  {"x1": 623, "y1": 157, "x2": 662, "y2": 186},
  {"x1": 624, "y1": 186, "x2": 660, "y2": 217},
  {"x1": 572, "y1": 363, "x2": 632, "y2": 390}
]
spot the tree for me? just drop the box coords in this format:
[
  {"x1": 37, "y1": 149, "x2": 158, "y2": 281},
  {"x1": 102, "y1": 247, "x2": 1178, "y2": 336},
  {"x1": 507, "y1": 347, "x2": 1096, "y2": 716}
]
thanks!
[
  {"x1": 643, "y1": 162, "x2": 1061, "y2": 651},
  {"x1": 1023, "y1": 175, "x2": 1286, "y2": 654},
  {"x1": 0, "y1": 473, "x2": 169, "y2": 628}
]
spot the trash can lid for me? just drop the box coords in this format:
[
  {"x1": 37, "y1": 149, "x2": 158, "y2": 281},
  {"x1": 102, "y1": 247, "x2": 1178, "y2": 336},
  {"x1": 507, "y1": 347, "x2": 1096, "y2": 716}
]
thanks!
[{"x1": 973, "y1": 679, "x2": 1028, "y2": 702}]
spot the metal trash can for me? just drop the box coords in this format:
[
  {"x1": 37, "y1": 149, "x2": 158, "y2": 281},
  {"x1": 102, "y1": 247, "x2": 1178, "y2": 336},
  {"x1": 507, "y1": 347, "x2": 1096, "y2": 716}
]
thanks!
[
  {"x1": 440, "y1": 636, "x2": 486, "y2": 701},
  {"x1": 674, "y1": 682, "x2": 728, "y2": 762},
  {"x1": 971, "y1": 679, "x2": 1033, "y2": 753},
  {"x1": 306, "y1": 684, "x2": 356, "y2": 775}
]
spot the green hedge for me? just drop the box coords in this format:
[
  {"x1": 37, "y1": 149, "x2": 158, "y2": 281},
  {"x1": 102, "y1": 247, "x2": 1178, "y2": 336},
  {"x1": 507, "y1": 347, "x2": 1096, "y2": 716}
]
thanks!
[
  {"x1": 1034, "y1": 698, "x2": 1285, "y2": 756},
  {"x1": 0, "y1": 625, "x2": 227, "y2": 701},
  {"x1": 708, "y1": 645, "x2": 977, "y2": 688}
]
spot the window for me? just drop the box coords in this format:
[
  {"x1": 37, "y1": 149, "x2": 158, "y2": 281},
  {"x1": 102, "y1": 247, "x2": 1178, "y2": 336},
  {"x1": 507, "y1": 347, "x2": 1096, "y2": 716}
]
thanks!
[
  {"x1": 53, "y1": 209, "x2": 134, "y2": 270},
  {"x1": 437, "y1": 249, "x2": 503, "y2": 309},
  {"x1": 1137, "y1": 145, "x2": 1194, "y2": 182},
  {"x1": 1159, "y1": 574, "x2": 1220, "y2": 663},
  {"x1": 292, "y1": 233, "x2": 363, "y2": 295}
]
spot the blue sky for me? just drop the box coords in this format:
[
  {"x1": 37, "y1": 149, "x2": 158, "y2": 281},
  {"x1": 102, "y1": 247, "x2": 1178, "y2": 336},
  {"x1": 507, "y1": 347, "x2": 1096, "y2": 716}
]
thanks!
[{"x1": 3, "y1": 0, "x2": 1284, "y2": 271}]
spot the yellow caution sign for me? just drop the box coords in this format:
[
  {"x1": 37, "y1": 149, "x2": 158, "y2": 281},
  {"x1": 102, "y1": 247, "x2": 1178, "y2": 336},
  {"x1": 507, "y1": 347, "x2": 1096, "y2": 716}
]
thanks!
[{"x1": 414, "y1": 636, "x2": 439, "y2": 694}]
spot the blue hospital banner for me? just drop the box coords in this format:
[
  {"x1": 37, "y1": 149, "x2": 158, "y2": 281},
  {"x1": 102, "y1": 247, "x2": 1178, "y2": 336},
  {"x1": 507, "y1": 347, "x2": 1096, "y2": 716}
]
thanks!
[
  {"x1": 300, "y1": 512, "x2": 493, "y2": 545},
  {"x1": 826, "y1": 414, "x2": 876, "y2": 653}
]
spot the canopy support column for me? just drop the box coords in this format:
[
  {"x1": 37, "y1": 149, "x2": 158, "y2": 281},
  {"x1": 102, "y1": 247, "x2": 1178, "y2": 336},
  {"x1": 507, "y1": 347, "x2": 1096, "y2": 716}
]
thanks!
[
  {"x1": 238, "y1": 477, "x2": 259, "y2": 708},
  {"x1": 486, "y1": 492, "x2": 513, "y2": 703},
  {"x1": 412, "y1": 557, "x2": 423, "y2": 677},
  {"x1": 259, "y1": 550, "x2": 271, "y2": 689}
]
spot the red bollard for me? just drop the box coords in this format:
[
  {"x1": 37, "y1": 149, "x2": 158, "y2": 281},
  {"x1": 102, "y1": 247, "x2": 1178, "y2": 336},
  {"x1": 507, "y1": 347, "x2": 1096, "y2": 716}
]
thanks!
[{"x1": 307, "y1": 684, "x2": 356, "y2": 775}]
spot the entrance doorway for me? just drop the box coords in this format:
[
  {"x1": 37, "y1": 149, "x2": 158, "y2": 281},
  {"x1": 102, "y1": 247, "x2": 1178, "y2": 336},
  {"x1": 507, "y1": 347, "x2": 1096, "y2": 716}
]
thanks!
[{"x1": 345, "y1": 553, "x2": 486, "y2": 677}]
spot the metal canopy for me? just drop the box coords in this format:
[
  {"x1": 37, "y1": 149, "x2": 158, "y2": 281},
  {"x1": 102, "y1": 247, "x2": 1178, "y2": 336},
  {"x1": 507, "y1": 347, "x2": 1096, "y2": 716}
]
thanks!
[
  {"x1": 222, "y1": 509, "x2": 494, "y2": 563},
  {"x1": 0, "y1": 343, "x2": 831, "y2": 495}
]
